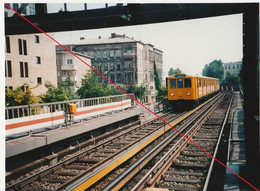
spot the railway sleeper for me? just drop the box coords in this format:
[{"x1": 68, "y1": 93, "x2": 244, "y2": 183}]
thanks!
[
  {"x1": 180, "y1": 152, "x2": 209, "y2": 157},
  {"x1": 160, "y1": 185, "x2": 199, "y2": 191},
  {"x1": 172, "y1": 163, "x2": 208, "y2": 170},
  {"x1": 165, "y1": 170, "x2": 204, "y2": 177},
  {"x1": 177, "y1": 157, "x2": 209, "y2": 162},
  {"x1": 55, "y1": 171, "x2": 79, "y2": 176},
  {"x1": 164, "y1": 177, "x2": 201, "y2": 184},
  {"x1": 64, "y1": 165, "x2": 89, "y2": 170},
  {"x1": 40, "y1": 178, "x2": 68, "y2": 183}
]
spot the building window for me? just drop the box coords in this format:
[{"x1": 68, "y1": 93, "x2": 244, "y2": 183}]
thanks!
[
  {"x1": 237, "y1": 65, "x2": 240, "y2": 69},
  {"x1": 57, "y1": 71, "x2": 60, "y2": 76},
  {"x1": 67, "y1": 59, "x2": 73, "y2": 64},
  {"x1": 18, "y1": 39, "x2": 27, "y2": 55},
  {"x1": 34, "y1": 35, "x2": 39, "y2": 43},
  {"x1": 36, "y1": 56, "x2": 41, "y2": 64},
  {"x1": 37, "y1": 77, "x2": 42, "y2": 85},
  {"x1": 103, "y1": 50, "x2": 107, "y2": 58},
  {"x1": 5, "y1": 86, "x2": 13, "y2": 90},
  {"x1": 5, "y1": 12, "x2": 8, "y2": 17},
  {"x1": 117, "y1": 74, "x2": 121, "y2": 82},
  {"x1": 116, "y1": 50, "x2": 121, "y2": 57},
  {"x1": 6, "y1": 36, "x2": 10, "y2": 53},
  {"x1": 21, "y1": 85, "x2": 29, "y2": 92},
  {"x1": 18, "y1": 39, "x2": 22, "y2": 55},
  {"x1": 23, "y1": 40, "x2": 27, "y2": 55},
  {"x1": 56, "y1": 59, "x2": 60, "y2": 65},
  {"x1": 20, "y1": 62, "x2": 29, "y2": 77},
  {"x1": 97, "y1": 51, "x2": 101, "y2": 58},
  {"x1": 5, "y1": 60, "x2": 12, "y2": 77},
  {"x1": 110, "y1": 50, "x2": 114, "y2": 57},
  {"x1": 91, "y1": 51, "x2": 95, "y2": 58},
  {"x1": 117, "y1": 62, "x2": 121, "y2": 70}
]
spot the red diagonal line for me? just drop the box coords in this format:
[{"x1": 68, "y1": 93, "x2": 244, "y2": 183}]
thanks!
[{"x1": 5, "y1": 3, "x2": 258, "y2": 191}]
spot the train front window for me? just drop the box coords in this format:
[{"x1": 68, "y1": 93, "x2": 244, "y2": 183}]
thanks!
[
  {"x1": 177, "y1": 78, "x2": 183, "y2": 88},
  {"x1": 170, "y1": 79, "x2": 176, "y2": 89},
  {"x1": 184, "y1": 78, "x2": 191, "y2": 88}
]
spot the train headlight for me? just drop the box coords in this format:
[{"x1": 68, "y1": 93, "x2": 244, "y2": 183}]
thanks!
[
  {"x1": 171, "y1": 93, "x2": 174, "y2": 96},
  {"x1": 187, "y1": 92, "x2": 191, "y2": 96}
]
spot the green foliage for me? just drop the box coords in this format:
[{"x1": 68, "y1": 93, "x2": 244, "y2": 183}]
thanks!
[
  {"x1": 157, "y1": 86, "x2": 167, "y2": 100},
  {"x1": 77, "y1": 70, "x2": 111, "y2": 98},
  {"x1": 42, "y1": 74, "x2": 79, "y2": 102},
  {"x1": 225, "y1": 72, "x2": 240, "y2": 89},
  {"x1": 168, "y1": 67, "x2": 182, "y2": 76},
  {"x1": 125, "y1": 85, "x2": 145, "y2": 100},
  {"x1": 154, "y1": 62, "x2": 161, "y2": 91},
  {"x1": 5, "y1": 84, "x2": 41, "y2": 106},
  {"x1": 154, "y1": 62, "x2": 167, "y2": 100},
  {"x1": 202, "y1": 60, "x2": 224, "y2": 82}
]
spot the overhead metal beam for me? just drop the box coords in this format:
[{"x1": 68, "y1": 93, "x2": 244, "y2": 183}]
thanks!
[{"x1": 5, "y1": 3, "x2": 248, "y2": 35}]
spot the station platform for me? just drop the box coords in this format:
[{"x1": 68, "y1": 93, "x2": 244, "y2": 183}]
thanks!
[
  {"x1": 6, "y1": 108, "x2": 141, "y2": 158},
  {"x1": 224, "y1": 92, "x2": 259, "y2": 190}
]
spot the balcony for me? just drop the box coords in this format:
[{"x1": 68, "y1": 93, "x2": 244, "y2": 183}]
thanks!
[
  {"x1": 62, "y1": 76, "x2": 78, "y2": 82},
  {"x1": 61, "y1": 64, "x2": 77, "y2": 71}
]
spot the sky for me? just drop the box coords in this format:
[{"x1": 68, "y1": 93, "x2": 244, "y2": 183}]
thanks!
[{"x1": 51, "y1": 3, "x2": 243, "y2": 77}]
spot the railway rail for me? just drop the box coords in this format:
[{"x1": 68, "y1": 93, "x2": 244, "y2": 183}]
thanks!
[
  {"x1": 6, "y1": 110, "x2": 180, "y2": 190},
  {"x1": 6, "y1": 92, "x2": 230, "y2": 191},
  {"x1": 104, "y1": 92, "x2": 233, "y2": 191}
]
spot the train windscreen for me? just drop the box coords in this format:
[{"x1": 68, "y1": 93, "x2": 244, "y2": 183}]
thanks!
[
  {"x1": 170, "y1": 79, "x2": 176, "y2": 89},
  {"x1": 177, "y1": 78, "x2": 183, "y2": 88}
]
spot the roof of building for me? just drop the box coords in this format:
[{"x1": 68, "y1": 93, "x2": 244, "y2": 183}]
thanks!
[
  {"x1": 224, "y1": 61, "x2": 242, "y2": 65},
  {"x1": 56, "y1": 49, "x2": 91, "y2": 59},
  {"x1": 75, "y1": 33, "x2": 139, "y2": 45}
]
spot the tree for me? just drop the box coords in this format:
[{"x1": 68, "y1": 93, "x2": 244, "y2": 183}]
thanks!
[
  {"x1": 42, "y1": 74, "x2": 79, "y2": 103},
  {"x1": 225, "y1": 72, "x2": 240, "y2": 89},
  {"x1": 154, "y1": 61, "x2": 167, "y2": 100},
  {"x1": 77, "y1": 70, "x2": 111, "y2": 98},
  {"x1": 168, "y1": 67, "x2": 182, "y2": 76},
  {"x1": 126, "y1": 85, "x2": 145, "y2": 100},
  {"x1": 168, "y1": 68, "x2": 174, "y2": 76},
  {"x1": 154, "y1": 61, "x2": 161, "y2": 91},
  {"x1": 202, "y1": 60, "x2": 224, "y2": 82},
  {"x1": 5, "y1": 84, "x2": 41, "y2": 106}
]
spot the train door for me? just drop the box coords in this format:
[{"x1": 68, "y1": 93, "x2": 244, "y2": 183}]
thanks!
[
  {"x1": 177, "y1": 78, "x2": 184, "y2": 99},
  {"x1": 198, "y1": 78, "x2": 202, "y2": 97}
]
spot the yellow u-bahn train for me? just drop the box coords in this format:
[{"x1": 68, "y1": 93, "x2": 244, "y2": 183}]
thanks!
[{"x1": 167, "y1": 74, "x2": 220, "y2": 108}]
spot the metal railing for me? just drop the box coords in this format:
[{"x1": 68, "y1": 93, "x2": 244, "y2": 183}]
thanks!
[{"x1": 5, "y1": 94, "x2": 134, "y2": 120}]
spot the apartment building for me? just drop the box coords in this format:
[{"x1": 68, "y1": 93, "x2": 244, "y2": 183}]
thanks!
[
  {"x1": 56, "y1": 46, "x2": 91, "y2": 89},
  {"x1": 73, "y1": 33, "x2": 163, "y2": 103},
  {"x1": 5, "y1": 33, "x2": 57, "y2": 95},
  {"x1": 223, "y1": 61, "x2": 242, "y2": 79}
]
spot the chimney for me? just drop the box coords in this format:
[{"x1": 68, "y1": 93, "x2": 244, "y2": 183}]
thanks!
[
  {"x1": 80, "y1": 37, "x2": 85, "y2": 40},
  {"x1": 123, "y1": 34, "x2": 126, "y2": 38},
  {"x1": 98, "y1": 36, "x2": 101, "y2": 39},
  {"x1": 111, "y1": 33, "x2": 116, "y2": 38}
]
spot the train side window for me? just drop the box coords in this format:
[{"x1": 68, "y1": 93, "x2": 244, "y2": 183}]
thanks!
[
  {"x1": 170, "y1": 79, "x2": 176, "y2": 89},
  {"x1": 184, "y1": 78, "x2": 191, "y2": 88},
  {"x1": 199, "y1": 79, "x2": 201, "y2": 87},
  {"x1": 177, "y1": 78, "x2": 183, "y2": 88}
]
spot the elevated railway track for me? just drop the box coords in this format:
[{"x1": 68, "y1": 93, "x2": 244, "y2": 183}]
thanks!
[{"x1": 6, "y1": 92, "x2": 233, "y2": 191}]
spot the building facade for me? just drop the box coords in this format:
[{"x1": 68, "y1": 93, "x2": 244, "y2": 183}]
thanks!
[
  {"x1": 223, "y1": 61, "x2": 242, "y2": 79},
  {"x1": 56, "y1": 46, "x2": 91, "y2": 89},
  {"x1": 73, "y1": 33, "x2": 163, "y2": 103},
  {"x1": 5, "y1": 33, "x2": 57, "y2": 95}
]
